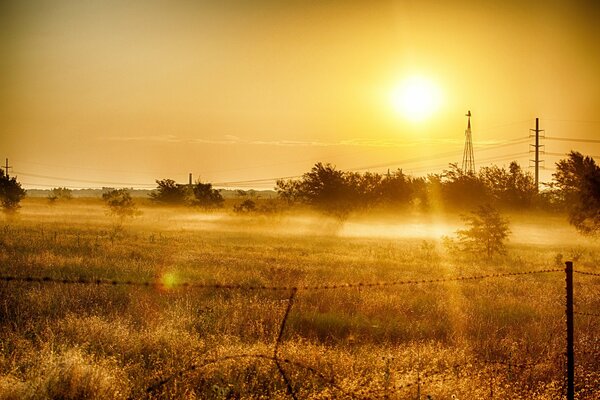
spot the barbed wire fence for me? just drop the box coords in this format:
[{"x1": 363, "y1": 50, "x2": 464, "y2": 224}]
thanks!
[{"x1": 0, "y1": 264, "x2": 598, "y2": 399}]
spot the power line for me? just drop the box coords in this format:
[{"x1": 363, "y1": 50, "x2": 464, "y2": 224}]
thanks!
[
  {"x1": 15, "y1": 136, "x2": 531, "y2": 189},
  {"x1": 545, "y1": 137, "x2": 600, "y2": 144},
  {"x1": 213, "y1": 150, "x2": 531, "y2": 187},
  {"x1": 13, "y1": 171, "x2": 156, "y2": 187},
  {"x1": 347, "y1": 137, "x2": 529, "y2": 172},
  {"x1": 546, "y1": 152, "x2": 600, "y2": 159},
  {"x1": 407, "y1": 152, "x2": 529, "y2": 174},
  {"x1": 544, "y1": 119, "x2": 600, "y2": 124}
]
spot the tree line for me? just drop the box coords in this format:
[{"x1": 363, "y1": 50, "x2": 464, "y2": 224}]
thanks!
[
  {"x1": 274, "y1": 151, "x2": 600, "y2": 235},
  {"x1": 1, "y1": 151, "x2": 599, "y2": 235},
  {"x1": 275, "y1": 161, "x2": 537, "y2": 215}
]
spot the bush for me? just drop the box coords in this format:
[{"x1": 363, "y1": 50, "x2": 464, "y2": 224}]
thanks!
[
  {"x1": 149, "y1": 179, "x2": 188, "y2": 204},
  {"x1": 233, "y1": 199, "x2": 256, "y2": 214},
  {"x1": 452, "y1": 204, "x2": 511, "y2": 258},
  {"x1": 48, "y1": 187, "x2": 73, "y2": 203},
  {"x1": 102, "y1": 189, "x2": 140, "y2": 221},
  {"x1": 191, "y1": 181, "x2": 223, "y2": 209}
]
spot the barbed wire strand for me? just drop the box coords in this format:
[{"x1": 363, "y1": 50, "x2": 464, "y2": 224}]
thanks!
[
  {"x1": 573, "y1": 270, "x2": 600, "y2": 278},
  {"x1": 0, "y1": 268, "x2": 563, "y2": 291},
  {"x1": 1, "y1": 266, "x2": 584, "y2": 398},
  {"x1": 574, "y1": 311, "x2": 600, "y2": 318}
]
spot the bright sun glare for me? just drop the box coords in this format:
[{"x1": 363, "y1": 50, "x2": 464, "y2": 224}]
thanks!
[{"x1": 391, "y1": 76, "x2": 442, "y2": 122}]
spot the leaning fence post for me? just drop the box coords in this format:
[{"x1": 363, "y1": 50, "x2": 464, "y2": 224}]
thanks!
[{"x1": 565, "y1": 261, "x2": 574, "y2": 400}]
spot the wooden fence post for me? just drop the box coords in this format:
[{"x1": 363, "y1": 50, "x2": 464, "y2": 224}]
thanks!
[{"x1": 565, "y1": 261, "x2": 574, "y2": 400}]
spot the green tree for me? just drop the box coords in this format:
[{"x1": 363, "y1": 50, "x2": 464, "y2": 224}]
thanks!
[
  {"x1": 455, "y1": 204, "x2": 511, "y2": 258},
  {"x1": 191, "y1": 181, "x2": 224, "y2": 209},
  {"x1": 553, "y1": 151, "x2": 600, "y2": 235},
  {"x1": 102, "y1": 189, "x2": 140, "y2": 220},
  {"x1": 0, "y1": 170, "x2": 26, "y2": 213},
  {"x1": 149, "y1": 179, "x2": 188, "y2": 204}
]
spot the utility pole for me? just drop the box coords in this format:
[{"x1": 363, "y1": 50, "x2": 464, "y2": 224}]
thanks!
[
  {"x1": 189, "y1": 173, "x2": 193, "y2": 186},
  {"x1": 3, "y1": 158, "x2": 12, "y2": 178},
  {"x1": 529, "y1": 118, "x2": 545, "y2": 192}
]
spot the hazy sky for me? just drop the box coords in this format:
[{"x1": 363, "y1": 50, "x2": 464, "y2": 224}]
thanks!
[{"x1": 2, "y1": 0, "x2": 599, "y2": 189}]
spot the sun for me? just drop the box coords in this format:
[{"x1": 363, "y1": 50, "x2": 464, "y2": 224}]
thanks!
[{"x1": 390, "y1": 76, "x2": 442, "y2": 122}]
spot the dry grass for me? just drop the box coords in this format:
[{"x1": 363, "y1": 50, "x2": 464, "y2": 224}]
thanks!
[{"x1": 0, "y1": 198, "x2": 598, "y2": 399}]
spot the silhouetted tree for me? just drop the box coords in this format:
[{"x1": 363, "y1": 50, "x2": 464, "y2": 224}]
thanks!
[
  {"x1": 275, "y1": 179, "x2": 302, "y2": 205},
  {"x1": 346, "y1": 171, "x2": 382, "y2": 209},
  {"x1": 102, "y1": 189, "x2": 139, "y2": 220},
  {"x1": 411, "y1": 176, "x2": 429, "y2": 209},
  {"x1": 553, "y1": 151, "x2": 600, "y2": 235},
  {"x1": 277, "y1": 163, "x2": 359, "y2": 217},
  {"x1": 379, "y1": 169, "x2": 414, "y2": 206},
  {"x1": 191, "y1": 181, "x2": 224, "y2": 209},
  {"x1": 48, "y1": 187, "x2": 73, "y2": 203},
  {"x1": 149, "y1": 179, "x2": 188, "y2": 204},
  {"x1": 479, "y1": 162, "x2": 536, "y2": 208},
  {"x1": 0, "y1": 170, "x2": 26, "y2": 213},
  {"x1": 440, "y1": 164, "x2": 489, "y2": 209}
]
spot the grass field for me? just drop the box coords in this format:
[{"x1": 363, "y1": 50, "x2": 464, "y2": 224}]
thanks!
[{"x1": 0, "y1": 198, "x2": 599, "y2": 399}]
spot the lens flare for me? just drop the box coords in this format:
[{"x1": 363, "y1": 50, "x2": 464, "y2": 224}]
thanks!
[{"x1": 160, "y1": 272, "x2": 179, "y2": 290}]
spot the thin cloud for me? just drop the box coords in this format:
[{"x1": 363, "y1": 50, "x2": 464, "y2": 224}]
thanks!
[
  {"x1": 102, "y1": 135, "x2": 182, "y2": 143},
  {"x1": 101, "y1": 135, "x2": 475, "y2": 148}
]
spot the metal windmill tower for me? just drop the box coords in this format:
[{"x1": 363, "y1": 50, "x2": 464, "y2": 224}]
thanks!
[{"x1": 461, "y1": 110, "x2": 475, "y2": 174}]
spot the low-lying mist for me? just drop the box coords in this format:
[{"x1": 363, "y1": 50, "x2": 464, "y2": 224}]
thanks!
[{"x1": 12, "y1": 198, "x2": 591, "y2": 247}]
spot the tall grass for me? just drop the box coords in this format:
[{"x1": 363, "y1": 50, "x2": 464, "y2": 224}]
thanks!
[{"x1": 0, "y1": 198, "x2": 598, "y2": 398}]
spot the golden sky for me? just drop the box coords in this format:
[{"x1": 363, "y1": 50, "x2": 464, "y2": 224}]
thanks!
[{"x1": 1, "y1": 0, "x2": 599, "y2": 189}]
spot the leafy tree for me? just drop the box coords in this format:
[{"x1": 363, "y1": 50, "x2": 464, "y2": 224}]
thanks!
[
  {"x1": 48, "y1": 187, "x2": 73, "y2": 203},
  {"x1": 149, "y1": 179, "x2": 188, "y2": 204},
  {"x1": 379, "y1": 169, "x2": 415, "y2": 206},
  {"x1": 277, "y1": 163, "x2": 359, "y2": 217},
  {"x1": 478, "y1": 162, "x2": 536, "y2": 208},
  {"x1": 0, "y1": 170, "x2": 26, "y2": 213},
  {"x1": 275, "y1": 179, "x2": 302, "y2": 205},
  {"x1": 455, "y1": 204, "x2": 510, "y2": 258},
  {"x1": 553, "y1": 151, "x2": 600, "y2": 235},
  {"x1": 102, "y1": 189, "x2": 139, "y2": 220},
  {"x1": 191, "y1": 181, "x2": 224, "y2": 209},
  {"x1": 440, "y1": 164, "x2": 489, "y2": 209}
]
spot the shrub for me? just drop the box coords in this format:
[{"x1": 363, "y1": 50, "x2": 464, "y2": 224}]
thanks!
[
  {"x1": 454, "y1": 204, "x2": 510, "y2": 258},
  {"x1": 191, "y1": 181, "x2": 223, "y2": 209},
  {"x1": 149, "y1": 179, "x2": 188, "y2": 204},
  {"x1": 48, "y1": 187, "x2": 73, "y2": 203},
  {"x1": 233, "y1": 199, "x2": 257, "y2": 214},
  {"x1": 102, "y1": 189, "x2": 140, "y2": 220}
]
